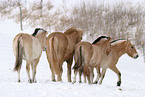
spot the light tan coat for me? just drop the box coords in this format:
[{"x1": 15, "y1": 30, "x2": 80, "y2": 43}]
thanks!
[
  {"x1": 77, "y1": 39, "x2": 139, "y2": 86},
  {"x1": 97, "y1": 40, "x2": 139, "y2": 86},
  {"x1": 73, "y1": 36, "x2": 112, "y2": 84},
  {"x1": 13, "y1": 28, "x2": 48, "y2": 83}
]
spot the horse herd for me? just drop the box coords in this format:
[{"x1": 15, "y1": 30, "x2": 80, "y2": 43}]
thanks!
[{"x1": 13, "y1": 27, "x2": 139, "y2": 86}]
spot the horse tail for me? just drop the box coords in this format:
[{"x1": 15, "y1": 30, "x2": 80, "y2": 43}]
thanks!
[
  {"x1": 13, "y1": 36, "x2": 23, "y2": 71},
  {"x1": 49, "y1": 37, "x2": 58, "y2": 61},
  {"x1": 49, "y1": 37, "x2": 61, "y2": 75},
  {"x1": 73, "y1": 46, "x2": 83, "y2": 72}
]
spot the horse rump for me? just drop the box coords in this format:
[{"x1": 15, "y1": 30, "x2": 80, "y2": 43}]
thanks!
[{"x1": 48, "y1": 36, "x2": 63, "y2": 75}]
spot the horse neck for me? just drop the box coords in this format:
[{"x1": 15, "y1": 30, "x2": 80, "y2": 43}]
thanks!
[
  {"x1": 35, "y1": 34, "x2": 46, "y2": 49},
  {"x1": 112, "y1": 41, "x2": 127, "y2": 57},
  {"x1": 93, "y1": 44, "x2": 105, "y2": 55}
]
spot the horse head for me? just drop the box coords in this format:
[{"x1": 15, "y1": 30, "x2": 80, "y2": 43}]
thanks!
[
  {"x1": 64, "y1": 27, "x2": 83, "y2": 43},
  {"x1": 32, "y1": 28, "x2": 48, "y2": 51},
  {"x1": 126, "y1": 40, "x2": 139, "y2": 59},
  {"x1": 76, "y1": 28, "x2": 83, "y2": 42}
]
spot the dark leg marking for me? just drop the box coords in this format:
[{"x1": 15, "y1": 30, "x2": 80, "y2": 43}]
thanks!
[{"x1": 117, "y1": 81, "x2": 121, "y2": 86}]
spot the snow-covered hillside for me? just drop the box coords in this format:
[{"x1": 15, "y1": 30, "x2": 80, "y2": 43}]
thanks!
[{"x1": 0, "y1": 20, "x2": 145, "y2": 97}]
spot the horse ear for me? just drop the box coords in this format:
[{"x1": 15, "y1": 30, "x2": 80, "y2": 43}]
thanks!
[
  {"x1": 127, "y1": 38, "x2": 128, "y2": 42},
  {"x1": 108, "y1": 37, "x2": 112, "y2": 41},
  {"x1": 126, "y1": 38, "x2": 131, "y2": 43},
  {"x1": 127, "y1": 38, "x2": 135, "y2": 45},
  {"x1": 127, "y1": 38, "x2": 133, "y2": 42}
]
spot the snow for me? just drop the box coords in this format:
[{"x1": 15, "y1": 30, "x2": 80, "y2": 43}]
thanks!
[{"x1": 0, "y1": 19, "x2": 145, "y2": 97}]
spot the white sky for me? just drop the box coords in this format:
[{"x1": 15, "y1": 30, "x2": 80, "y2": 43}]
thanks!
[{"x1": 0, "y1": 0, "x2": 145, "y2": 6}]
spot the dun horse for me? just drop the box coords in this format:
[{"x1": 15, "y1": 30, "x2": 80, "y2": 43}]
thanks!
[
  {"x1": 45, "y1": 27, "x2": 83, "y2": 82},
  {"x1": 96, "y1": 39, "x2": 139, "y2": 86},
  {"x1": 73, "y1": 36, "x2": 112, "y2": 84},
  {"x1": 77, "y1": 39, "x2": 139, "y2": 86},
  {"x1": 13, "y1": 28, "x2": 48, "y2": 83}
]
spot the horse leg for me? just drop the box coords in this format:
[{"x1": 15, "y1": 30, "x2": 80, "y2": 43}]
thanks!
[
  {"x1": 51, "y1": 72, "x2": 56, "y2": 82},
  {"x1": 66, "y1": 57, "x2": 73, "y2": 82},
  {"x1": 89, "y1": 67, "x2": 94, "y2": 84},
  {"x1": 31, "y1": 59, "x2": 39, "y2": 83},
  {"x1": 109, "y1": 66, "x2": 121, "y2": 86},
  {"x1": 48, "y1": 61, "x2": 56, "y2": 82},
  {"x1": 99, "y1": 68, "x2": 107, "y2": 85},
  {"x1": 17, "y1": 68, "x2": 21, "y2": 82},
  {"x1": 84, "y1": 74, "x2": 87, "y2": 83},
  {"x1": 57, "y1": 72, "x2": 62, "y2": 82},
  {"x1": 72, "y1": 70, "x2": 77, "y2": 84},
  {"x1": 94, "y1": 66, "x2": 101, "y2": 84},
  {"x1": 49, "y1": 64, "x2": 56, "y2": 82},
  {"x1": 87, "y1": 74, "x2": 90, "y2": 84},
  {"x1": 79, "y1": 71, "x2": 82, "y2": 83},
  {"x1": 57, "y1": 62, "x2": 63, "y2": 82},
  {"x1": 26, "y1": 61, "x2": 32, "y2": 83}
]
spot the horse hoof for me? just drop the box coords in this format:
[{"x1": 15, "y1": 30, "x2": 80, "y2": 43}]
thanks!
[
  {"x1": 33, "y1": 80, "x2": 37, "y2": 83},
  {"x1": 117, "y1": 81, "x2": 121, "y2": 86},
  {"x1": 93, "y1": 81, "x2": 98, "y2": 84},
  {"x1": 99, "y1": 82, "x2": 102, "y2": 85},
  {"x1": 68, "y1": 79, "x2": 72, "y2": 82},
  {"x1": 18, "y1": 80, "x2": 21, "y2": 82},
  {"x1": 72, "y1": 81, "x2": 76, "y2": 84},
  {"x1": 52, "y1": 79, "x2": 56, "y2": 82},
  {"x1": 28, "y1": 79, "x2": 32, "y2": 83}
]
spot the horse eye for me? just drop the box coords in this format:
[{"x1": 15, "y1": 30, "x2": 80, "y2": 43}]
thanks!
[{"x1": 131, "y1": 47, "x2": 133, "y2": 49}]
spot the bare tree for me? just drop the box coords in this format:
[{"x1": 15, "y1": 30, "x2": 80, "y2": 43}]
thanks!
[
  {"x1": 0, "y1": 0, "x2": 145, "y2": 48},
  {"x1": 0, "y1": 0, "x2": 26, "y2": 31}
]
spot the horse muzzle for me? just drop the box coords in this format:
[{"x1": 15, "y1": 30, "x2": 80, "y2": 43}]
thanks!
[{"x1": 133, "y1": 54, "x2": 139, "y2": 59}]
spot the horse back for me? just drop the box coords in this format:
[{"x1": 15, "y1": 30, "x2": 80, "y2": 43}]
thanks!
[
  {"x1": 46, "y1": 32, "x2": 68, "y2": 61},
  {"x1": 13, "y1": 33, "x2": 41, "y2": 60}
]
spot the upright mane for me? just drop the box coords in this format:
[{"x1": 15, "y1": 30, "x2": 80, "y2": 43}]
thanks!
[
  {"x1": 32, "y1": 28, "x2": 42, "y2": 36},
  {"x1": 111, "y1": 39, "x2": 126, "y2": 43},
  {"x1": 111, "y1": 39, "x2": 127, "y2": 46},
  {"x1": 92, "y1": 36, "x2": 110, "y2": 44},
  {"x1": 64, "y1": 27, "x2": 78, "y2": 35}
]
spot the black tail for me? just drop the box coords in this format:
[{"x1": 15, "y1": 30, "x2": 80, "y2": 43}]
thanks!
[
  {"x1": 13, "y1": 39, "x2": 23, "y2": 71},
  {"x1": 73, "y1": 46, "x2": 83, "y2": 70}
]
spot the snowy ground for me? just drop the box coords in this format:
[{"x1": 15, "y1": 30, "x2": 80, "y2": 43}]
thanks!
[{"x1": 0, "y1": 20, "x2": 145, "y2": 97}]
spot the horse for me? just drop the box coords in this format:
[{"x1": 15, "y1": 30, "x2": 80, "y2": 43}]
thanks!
[
  {"x1": 78, "y1": 39, "x2": 139, "y2": 86},
  {"x1": 45, "y1": 27, "x2": 83, "y2": 82},
  {"x1": 72, "y1": 36, "x2": 112, "y2": 84},
  {"x1": 95, "y1": 39, "x2": 139, "y2": 86},
  {"x1": 13, "y1": 28, "x2": 48, "y2": 83}
]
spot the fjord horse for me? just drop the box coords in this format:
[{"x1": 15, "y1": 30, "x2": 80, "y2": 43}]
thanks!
[
  {"x1": 96, "y1": 39, "x2": 139, "y2": 86},
  {"x1": 13, "y1": 28, "x2": 48, "y2": 83},
  {"x1": 45, "y1": 27, "x2": 83, "y2": 82},
  {"x1": 73, "y1": 36, "x2": 112, "y2": 84}
]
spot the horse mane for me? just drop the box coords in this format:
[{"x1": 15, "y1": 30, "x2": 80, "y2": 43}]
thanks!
[
  {"x1": 111, "y1": 39, "x2": 126, "y2": 43},
  {"x1": 92, "y1": 36, "x2": 110, "y2": 44},
  {"x1": 64, "y1": 27, "x2": 78, "y2": 35},
  {"x1": 32, "y1": 28, "x2": 43, "y2": 36}
]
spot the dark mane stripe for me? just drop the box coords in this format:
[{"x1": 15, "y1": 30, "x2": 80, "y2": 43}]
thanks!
[
  {"x1": 92, "y1": 36, "x2": 110, "y2": 44},
  {"x1": 111, "y1": 39, "x2": 126, "y2": 43},
  {"x1": 32, "y1": 28, "x2": 42, "y2": 36}
]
